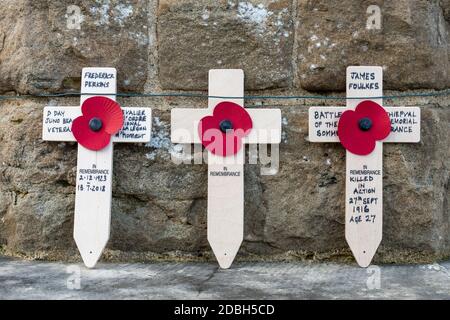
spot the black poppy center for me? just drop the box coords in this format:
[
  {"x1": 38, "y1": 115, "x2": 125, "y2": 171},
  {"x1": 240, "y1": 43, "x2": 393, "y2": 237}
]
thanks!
[
  {"x1": 219, "y1": 119, "x2": 234, "y2": 133},
  {"x1": 89, "y1": 117, "x2": 103, "y2": 132},
  {"x1": 358, "y1": 117, "x2": 373, "y2": 131}
]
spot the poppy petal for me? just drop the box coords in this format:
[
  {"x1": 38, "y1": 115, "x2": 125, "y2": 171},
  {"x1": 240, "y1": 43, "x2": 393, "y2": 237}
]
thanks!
[
  {"x1": 213, "y1": 102, "x2": 253, "y2": 136},
  {"x1": 198, "y1": 102, "x2": 251, "y2": 157},
  {"x1": 338, "y1": 110, "x2": 376, "y2": 156},
  {"x1": 72, "y1": 115, "x2": 112, "y2": 151},
  {"x1": 81, "y1": 97, "x2": 124, "y2": 134},
  {"x1": 355, "y1": 100, "x2": 391, "y2": 141},
  {"x1": 198, "y1": 115, "x2": 220, "y2": 150},
  {"x1": 199, "y1": 117, "x2": 242, "y2": 157}
]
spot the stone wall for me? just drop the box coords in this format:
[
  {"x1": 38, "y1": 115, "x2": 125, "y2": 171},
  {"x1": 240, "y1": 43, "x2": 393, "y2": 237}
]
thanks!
[{"x1": 0, "y1": 0, "x2": 449, "y2": 264}]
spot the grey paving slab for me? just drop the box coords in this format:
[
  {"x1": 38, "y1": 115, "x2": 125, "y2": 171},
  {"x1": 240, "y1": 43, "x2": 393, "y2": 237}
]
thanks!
[{"x1": 0, "y1": 256, "x2": 449, "y2": 300}]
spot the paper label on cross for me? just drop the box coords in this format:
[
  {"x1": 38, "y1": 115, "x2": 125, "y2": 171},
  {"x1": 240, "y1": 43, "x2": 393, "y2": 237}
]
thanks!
[
  {"x1": 308, "y1": 66, "x2": 421, "y2": 267},
  {"x1": 171, "y1": 70, "x2": 281, "y2": 269},
  {"x1": 42, "y1": 67, "x2": 152, "y2": 268},
  {"x1": 308, "y1": 107, "x2": 420, "y2": 143}
]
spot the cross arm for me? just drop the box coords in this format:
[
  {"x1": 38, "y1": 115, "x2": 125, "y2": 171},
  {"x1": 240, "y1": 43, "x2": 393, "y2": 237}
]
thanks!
[
  {"x1": 42, "y1": 106, "x2": 152, "y2": 143},
  {"x1": 171, "y1": 108, "x2": 282, "y2": 144},
  {"x1": 308, "y1": 106, "x2": 421, "y2": 143}
]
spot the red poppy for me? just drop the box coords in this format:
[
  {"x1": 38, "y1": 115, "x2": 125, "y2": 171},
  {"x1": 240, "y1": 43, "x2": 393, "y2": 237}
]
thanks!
[
  {"x1": 72, "y1": 96, "x2": 124, "y2": 151},
  {"x1": 337, "y1": 100, "x2": 391, "y2": 155},
  {"x1": 198, "y1": 101, "x2": 253, "y2": 157}
]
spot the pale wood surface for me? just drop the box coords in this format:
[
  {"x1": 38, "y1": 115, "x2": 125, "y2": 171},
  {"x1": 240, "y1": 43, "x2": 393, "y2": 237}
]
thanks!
[
  {"x1": 345, "y1": 143, "x2": 383, "y2": 267},
  {"x1": 308, "y1": 106, "x2": 421, "y2": 143},
  {"x1": 344, "y1": 66, "x2": 384, "y2": 267},
  {"x1": 207, "y1": 150, "x2": 245, "y2": 269},
  {"x1": 43, "y1": 107, "x2": 152, "y2": 143},
  {"x1": 207, "y1": 70, "x2": 245, "y2": 269},
  {"x1": 171, "y1": 69, "x2": 281, "y2": 269},
  {"x1": 74, "y1": 67, "x2": 117, "y2": 268},
  {"x1": 171, "y1": 108, "x2": 281, "y2": 144},
  {"x1": 74, "y1": 143, "x2": 114, "y2": 268},
  {"x1": 308, "y1": 67, "x2": 421, "y2": 267},
  {"x1": 42, "y1": 67, "x2": 152, "y2": 268}
]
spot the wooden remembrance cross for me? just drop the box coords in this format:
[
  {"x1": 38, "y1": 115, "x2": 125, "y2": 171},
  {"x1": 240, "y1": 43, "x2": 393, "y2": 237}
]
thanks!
[
  {"x1": 42, "y1": 67, "x2": 152, "y2": 268},
  {"x1": 171, "y1": 70, "x2": 281, "y2": 269},
  {"x1": 309, "y1": 66, "x2": 421, "y2": 267}
]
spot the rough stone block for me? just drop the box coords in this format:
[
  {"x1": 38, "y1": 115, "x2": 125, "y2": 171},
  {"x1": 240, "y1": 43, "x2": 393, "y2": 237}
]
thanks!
[
  {"x1": 296, "y1": 0, "x2": 450, "y2": 91},
  {"x1": 158, "y1": 0, "x2": 294, "y2": 90},
  {"x1": 0, "y1": 0, "x2": 150, "y2": 94}
]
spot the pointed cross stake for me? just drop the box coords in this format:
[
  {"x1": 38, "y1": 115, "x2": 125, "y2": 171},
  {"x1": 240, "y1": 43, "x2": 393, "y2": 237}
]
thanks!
[
  {"x1": 171, "y1": 69, "x2": 281, "y2": 268},
  {"x1": 42, "y1": 67, "x2": 152, "y2": 268},
  {"x1": 309, "y1": 66, "x2": 421, "y2": 267}
]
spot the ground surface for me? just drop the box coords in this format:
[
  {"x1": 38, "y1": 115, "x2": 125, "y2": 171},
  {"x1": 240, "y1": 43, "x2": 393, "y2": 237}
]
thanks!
[{"x1": 0, "y1": 256, "x2": 449, "y2": 299}]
